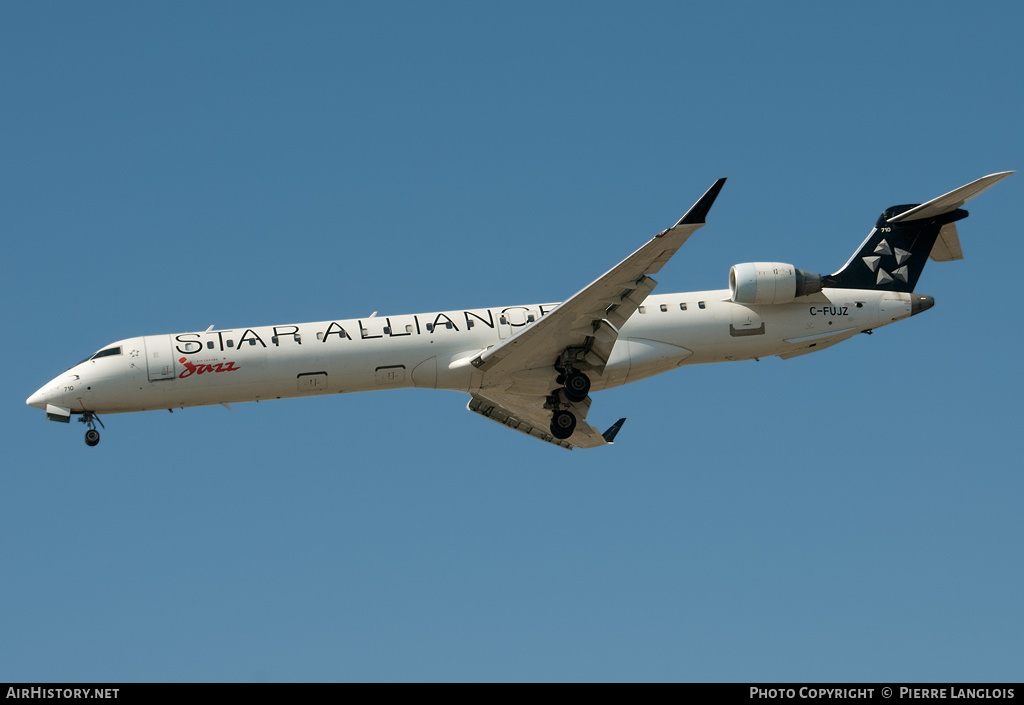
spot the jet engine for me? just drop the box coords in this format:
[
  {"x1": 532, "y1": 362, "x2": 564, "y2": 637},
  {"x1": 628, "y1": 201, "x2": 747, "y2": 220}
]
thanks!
[{"x1": 729, "y1": 262, "x2": 822, "y2": 305}]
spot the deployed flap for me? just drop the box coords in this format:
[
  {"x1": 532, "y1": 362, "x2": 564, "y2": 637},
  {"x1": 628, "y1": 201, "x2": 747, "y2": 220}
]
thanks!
[
  {"x1": 467, "y1": 392, "x2": 609, "y2": 450},
  {"x1": 929, "y1": 222, "x2": 963, "y2": 262},
  {"x1": 887, "y1": 171, "x2": 1013, "y2": 223},
  {"x1": 471, "y1": 178, "x2": 726, "y2": 380}
]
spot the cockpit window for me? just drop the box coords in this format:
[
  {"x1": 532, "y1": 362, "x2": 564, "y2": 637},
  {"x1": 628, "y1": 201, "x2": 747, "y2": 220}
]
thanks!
[
  {"x1": 89, "y1": 346, "x2": 122, "y2": 360},
  {"x1": 69, "y1": 345, "x2": 122, "y2": 369}
]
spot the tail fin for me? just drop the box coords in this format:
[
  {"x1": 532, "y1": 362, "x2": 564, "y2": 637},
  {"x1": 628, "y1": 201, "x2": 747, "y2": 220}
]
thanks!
[{"x1": 825, "y1": 172, "x2": 1013, "y2": 292}]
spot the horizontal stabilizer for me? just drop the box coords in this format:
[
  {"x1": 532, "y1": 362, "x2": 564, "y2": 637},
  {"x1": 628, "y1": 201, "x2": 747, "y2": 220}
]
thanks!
[{"x1": 888, "y1": 171, "x2": 1014, "y2": 223}]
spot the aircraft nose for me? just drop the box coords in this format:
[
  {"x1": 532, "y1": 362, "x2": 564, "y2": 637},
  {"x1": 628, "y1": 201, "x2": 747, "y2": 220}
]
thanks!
[
  {"x1": 27, "y1": 378, "x2": 62, "y2": 410},
  {"x1": 911, "y1": 295, "x2": 935, "y2": 316},
  {"x1": 27, "y1": 386, "x2": 50, "y2": 409}
]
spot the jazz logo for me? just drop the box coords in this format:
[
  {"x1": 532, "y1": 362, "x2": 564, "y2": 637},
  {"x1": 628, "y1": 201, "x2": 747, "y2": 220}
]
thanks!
[{"x1": 178, "y1": 357, "x2": 241, "y2": 379}]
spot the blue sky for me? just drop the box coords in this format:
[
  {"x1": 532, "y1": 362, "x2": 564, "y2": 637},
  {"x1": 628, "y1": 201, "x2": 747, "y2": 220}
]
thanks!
[{"x1": 2, "y1": 2, "x2": 1022, "y2": 682}]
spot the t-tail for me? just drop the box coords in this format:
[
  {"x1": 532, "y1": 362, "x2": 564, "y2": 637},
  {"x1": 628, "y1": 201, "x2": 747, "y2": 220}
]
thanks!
[{"x1": 825, "y1": 172, "x2": 1013, "y2": 293}]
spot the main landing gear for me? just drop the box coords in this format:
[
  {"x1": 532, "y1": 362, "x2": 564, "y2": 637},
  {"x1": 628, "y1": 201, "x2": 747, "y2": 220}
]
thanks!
[
  {"x1": 549, "y1": 358, "x2": 592, "y2": 439},
  {"x1": 555, "y1": 349, "x2": 592, "y2": 403},
  {"x1": 550, "y1": 408, "x2": 577, "y2": 439},
  {"x1": 561, "y1": 370, "x2": 591, "y2": 403},
  {"x1": 79, "y1": 411, "x2": 104, "y2": 447}
]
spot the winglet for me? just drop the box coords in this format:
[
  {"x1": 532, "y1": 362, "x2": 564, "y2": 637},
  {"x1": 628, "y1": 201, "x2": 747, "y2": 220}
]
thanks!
[
  {"x1": 602, "y1": 417, "x2": 627, "y2": 444},
  {"x1": 674, "y1": 178, "x2": 727, "y2": 227}
]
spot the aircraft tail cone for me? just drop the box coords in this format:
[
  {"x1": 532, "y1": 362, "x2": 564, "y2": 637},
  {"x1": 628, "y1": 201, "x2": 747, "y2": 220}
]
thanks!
[{"x1": 911, "y1": 295, "x2": 935, "y2": 316}]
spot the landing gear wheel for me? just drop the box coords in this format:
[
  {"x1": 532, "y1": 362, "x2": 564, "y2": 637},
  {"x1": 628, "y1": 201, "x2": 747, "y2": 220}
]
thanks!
[
  {"x1": 79, "y1": 411, "x2": 104, "y2": 447},
  {"x1": 550, "y1": 409, "x2": 577, "y2": 439},
  {"x1": 563, "y1": 371, "x2": 591, "y2": 403}
]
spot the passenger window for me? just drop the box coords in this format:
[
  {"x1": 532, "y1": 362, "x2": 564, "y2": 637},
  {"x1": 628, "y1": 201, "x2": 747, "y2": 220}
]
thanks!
[
  {"x1": 638, "y1": 306, "x2": 646, "y2": 314},
  {"x1": 680, "y1": 303, "x2": 688, "y2": 311},
  {"x1": 226, "y1": 340, "x2": 234, "y2": 348},
  {"x1": 248, "y1": 339, "x2": 256, "y2": 346},
  {"x1": 660, "y1": 304, "x2": 668, "y2": 312},
  {"x1": 426, "y1": 323, "x2": 433, "y2": 332},
  {"x1": 698, "y1": 301, "x2": 706, "y2": 309},
  {"x1": 207, "y1": 341, "x2": 215, "y2": 349}
]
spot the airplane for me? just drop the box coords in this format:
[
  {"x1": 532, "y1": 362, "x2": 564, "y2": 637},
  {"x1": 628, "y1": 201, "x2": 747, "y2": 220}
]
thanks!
[{"x1": 26, "y1": 172, "x2": 1013, "y2": 449}]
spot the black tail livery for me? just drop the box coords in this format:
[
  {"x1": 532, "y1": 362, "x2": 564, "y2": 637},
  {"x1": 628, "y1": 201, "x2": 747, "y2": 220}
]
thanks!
[{"x1": 826, "y1": 172, "x2": 1013, "y2": 293}]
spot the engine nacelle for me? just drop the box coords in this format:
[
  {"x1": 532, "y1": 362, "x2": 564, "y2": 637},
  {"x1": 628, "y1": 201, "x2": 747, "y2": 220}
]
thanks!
[{"x1": 729, "y1": 262, "x2": 823, "y2": 305}]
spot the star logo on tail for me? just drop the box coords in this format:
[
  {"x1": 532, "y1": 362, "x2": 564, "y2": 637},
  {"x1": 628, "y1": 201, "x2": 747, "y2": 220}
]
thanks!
[{"x1": 862, "y1": 238, "x2": 912, "y2": 284}]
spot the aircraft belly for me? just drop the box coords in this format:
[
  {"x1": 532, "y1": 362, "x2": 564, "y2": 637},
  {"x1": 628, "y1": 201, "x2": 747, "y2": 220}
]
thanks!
[
  {"x1": 619, "y1": 338, "x2": 694, "y2": 384},
  {"x1": 411, "y1": 357, "x2": 437, "y2": 388},
  {"x1": 597, "y1": 340, "x2": 630, "y2": 389}
]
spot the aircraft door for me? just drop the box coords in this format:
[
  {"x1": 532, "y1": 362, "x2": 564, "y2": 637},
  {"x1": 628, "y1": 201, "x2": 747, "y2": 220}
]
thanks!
[{"x1": 144, "y1": 335, "x2": 177, "y2": 381}]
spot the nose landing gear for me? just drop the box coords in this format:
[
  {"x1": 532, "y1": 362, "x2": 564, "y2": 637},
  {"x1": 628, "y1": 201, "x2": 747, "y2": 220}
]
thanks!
[{"x1": 78, "y1": 411, "x2": 104, "y2": 447}]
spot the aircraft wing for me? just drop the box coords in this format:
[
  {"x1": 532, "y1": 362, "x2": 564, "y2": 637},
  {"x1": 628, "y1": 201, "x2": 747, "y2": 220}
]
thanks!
[
  {"x1": 468, "y1": 392, "x2": 616, "y2": 450},
  {"x1": 470, "y1": 178, "x2": 726, "y2": 381},
  {"x1": 465, "y1": 178, "x2": 725, "y2": 448}
]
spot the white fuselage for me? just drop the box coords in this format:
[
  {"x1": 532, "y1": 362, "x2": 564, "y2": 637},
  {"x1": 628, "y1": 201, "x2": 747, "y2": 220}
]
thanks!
[{"x1": 27, "y1": 287, "x2": 914, "y2": 417}]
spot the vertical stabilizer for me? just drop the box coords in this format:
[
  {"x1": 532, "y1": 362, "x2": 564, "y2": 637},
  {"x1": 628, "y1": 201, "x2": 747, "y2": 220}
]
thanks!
[
  {"x1": 826, "y1": 209, "x2": 966, "y2": 292},
  {"x1": 826, "y1": 172, "x2": 1012, "y2": 293}
]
